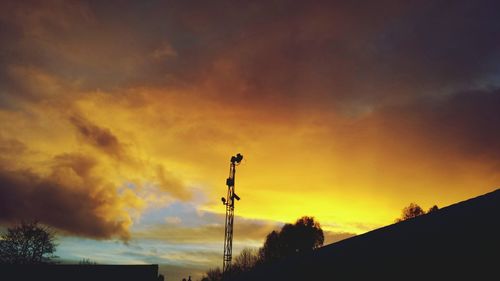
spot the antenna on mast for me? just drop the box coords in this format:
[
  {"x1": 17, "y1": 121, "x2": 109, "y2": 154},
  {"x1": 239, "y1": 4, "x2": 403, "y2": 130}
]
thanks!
[{"x1": 221, "y1": 153, "x2": 243, "y2": 274}]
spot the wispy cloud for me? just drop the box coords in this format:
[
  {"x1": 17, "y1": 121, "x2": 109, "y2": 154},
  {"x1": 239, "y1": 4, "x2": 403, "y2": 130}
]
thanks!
[{"x1": 69, "y1": 115, "x2": 125, "y2": 160}]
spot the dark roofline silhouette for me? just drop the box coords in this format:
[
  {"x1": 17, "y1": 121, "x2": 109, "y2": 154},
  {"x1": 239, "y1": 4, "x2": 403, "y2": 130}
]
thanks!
[
  {"x1": 0, "y1": 264, "x2": 160, "y2": 281},
  {"x1": 235, "y1": 188, "x2": 500, "y2": 281}
]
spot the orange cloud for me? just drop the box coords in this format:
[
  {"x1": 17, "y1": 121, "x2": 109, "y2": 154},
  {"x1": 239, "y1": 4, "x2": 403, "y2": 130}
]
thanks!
[
  {"x1": 69, "y1": 115, "x2": 125, "y2": 160},
  {"x1": 0, "y1": 152, "x2": 143, "y2": 240}
]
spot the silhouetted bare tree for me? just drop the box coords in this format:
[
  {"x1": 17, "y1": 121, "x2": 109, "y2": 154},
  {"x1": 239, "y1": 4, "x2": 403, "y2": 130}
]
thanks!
[
  {"x1": 233, "y1": 248, "x2": 259, "y2": 273},
  {"x1": 396, "y1": 203, "x2": 426, "y2": 222},
  {"x1": 79, "y1": 258, "x2": 97, "y2": 265},
  {"x1": 201, "y1": 267, "x2": 222, "y2": 281},
  {"x1": 0, "y1": 221, "x2": 56, "y2": 264}
]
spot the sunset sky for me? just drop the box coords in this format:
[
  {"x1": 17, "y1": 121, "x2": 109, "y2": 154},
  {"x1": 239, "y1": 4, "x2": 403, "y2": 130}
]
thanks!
[{"x1": 1, "y1": 0, "x2": 499, "y2": 280}]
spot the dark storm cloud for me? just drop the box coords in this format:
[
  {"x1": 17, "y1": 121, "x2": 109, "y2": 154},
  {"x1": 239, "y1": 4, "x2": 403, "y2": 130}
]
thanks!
[
  {"x1": 0, "y1": 153, "x2": 140, "y2": 240},
  {"x1": 69, "y1": 115, "x2": 125, "y2": 159},
  {"x1": 113, "y1": 0, "x2": 499, "y2": 109},
  {"x1": 0, "y1": 0, "x2": 172, "y2": 98},
  {"x1": 366, "y1": 1, "x2": 500, "y2": 96},
  {"x1": 357, "y1": 87, "x2": 500, "y2": 167},
  {"x1": 2, "y1": 0, "x2": 499, "y2": 110}
]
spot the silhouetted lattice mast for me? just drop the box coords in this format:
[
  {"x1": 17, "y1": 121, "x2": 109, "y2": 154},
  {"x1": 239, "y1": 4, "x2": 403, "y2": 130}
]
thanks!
[{"x1": 221, "y1": 153, "x2": 243, "y2": 273}]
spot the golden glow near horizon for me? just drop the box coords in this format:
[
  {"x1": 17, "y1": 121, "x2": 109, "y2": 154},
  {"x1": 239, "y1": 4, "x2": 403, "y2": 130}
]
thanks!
[{"x1": 2, "y1": 86, "x2": 497, "y2": 236}]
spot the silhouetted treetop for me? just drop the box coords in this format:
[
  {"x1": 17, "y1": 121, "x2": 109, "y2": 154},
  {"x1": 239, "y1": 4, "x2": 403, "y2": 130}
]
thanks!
[
  {"x1": 396, "y1": 203, "x2": 440, "y2": 222},
  {"x1": 259, "y1": 231, "x2": 281, "y2": 263},
  {"x1": 396, "y1": 203, "x2": 438, "y2": 222},
  {"x1": 396, "y1": 203, "x2": 425, "y2": 222},
  {"x1": 259, "y1": 216, "x2": 324, "y2": 263},
  {"x1": 0, "y1": 221, "x2": 57, "y2": 264},
  {"x1": 427, "y1": 205, "x2": 439, "y2": 213}
]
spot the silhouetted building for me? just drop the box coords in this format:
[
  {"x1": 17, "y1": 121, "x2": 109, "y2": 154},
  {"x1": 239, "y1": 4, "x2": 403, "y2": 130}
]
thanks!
[
  {"x1": 0, "y1": 264, "x2": 159, "y2": 281},
  {"x1": 234, "y1": 189, "x2": 500, "y2": 281}
]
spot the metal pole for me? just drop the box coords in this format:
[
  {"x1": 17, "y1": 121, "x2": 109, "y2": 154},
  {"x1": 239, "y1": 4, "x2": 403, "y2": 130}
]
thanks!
[{"x1": 221, "y1": 154, "x2": 243, "y2": 274}]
